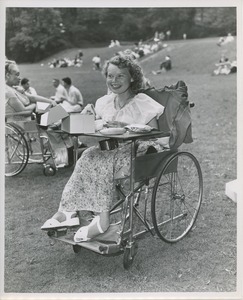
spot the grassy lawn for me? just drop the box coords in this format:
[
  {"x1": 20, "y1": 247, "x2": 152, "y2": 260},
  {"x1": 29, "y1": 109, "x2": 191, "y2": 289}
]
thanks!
[{"x1": 4, "y1": 37, "x2": 237, "y2": 294}]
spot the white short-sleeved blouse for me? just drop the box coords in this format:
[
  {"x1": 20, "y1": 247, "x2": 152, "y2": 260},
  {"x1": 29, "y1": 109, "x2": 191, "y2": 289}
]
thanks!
[{"x1": 95, "y1": 92, "x2": 164, "y2": 125}]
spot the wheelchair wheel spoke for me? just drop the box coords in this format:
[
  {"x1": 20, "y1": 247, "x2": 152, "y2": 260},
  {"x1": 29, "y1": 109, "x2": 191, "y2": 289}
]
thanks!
[
  {"x1": 5, "y1": 123, "x2": 29, "y2": 176},
  {"x1": 151, "y1": 152, "x2": 203, "y2": 243}
]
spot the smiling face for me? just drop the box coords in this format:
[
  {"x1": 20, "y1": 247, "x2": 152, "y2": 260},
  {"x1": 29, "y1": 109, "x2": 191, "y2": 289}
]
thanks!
[{"x1": 106, "y1": 64, "x2": 132, "y2": 95}]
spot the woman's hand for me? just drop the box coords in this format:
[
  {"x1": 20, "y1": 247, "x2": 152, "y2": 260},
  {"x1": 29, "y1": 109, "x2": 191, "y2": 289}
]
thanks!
[{"x1": 95, "y1": 119, "x2": 104, "y2": 131}]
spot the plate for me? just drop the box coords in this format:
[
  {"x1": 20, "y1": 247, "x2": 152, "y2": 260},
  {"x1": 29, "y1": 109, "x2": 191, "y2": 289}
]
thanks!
[
  {"x1": 125, "y1": 124, "x2": 153, "y2": 133},
  {"x1": 99, "y1": 127, "x2": 126, "y2": 135}
]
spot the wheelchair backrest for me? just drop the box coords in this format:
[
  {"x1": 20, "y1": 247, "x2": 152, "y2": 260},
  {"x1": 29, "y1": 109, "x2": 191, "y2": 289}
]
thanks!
[{"x1": 141, "y1": 80, "x2": 193, "y2": 149}]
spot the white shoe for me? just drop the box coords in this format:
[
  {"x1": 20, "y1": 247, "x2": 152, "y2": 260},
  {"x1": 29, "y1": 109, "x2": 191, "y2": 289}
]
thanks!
[
  {"x1": 41, "y1": 211, "x2": 80, "y2": 230},
  {"x1": 73, "y1": 216, "x2": 104, "y2": 242}
]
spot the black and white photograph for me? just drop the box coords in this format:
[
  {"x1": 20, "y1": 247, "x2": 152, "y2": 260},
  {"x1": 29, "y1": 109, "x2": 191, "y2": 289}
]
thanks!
[{"x1": 1, "y1": 0, "x2": 242, "y2": 299}]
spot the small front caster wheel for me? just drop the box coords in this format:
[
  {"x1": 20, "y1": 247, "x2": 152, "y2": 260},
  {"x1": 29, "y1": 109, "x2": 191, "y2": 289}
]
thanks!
[
  {"x1": 43, "y1": 165, "x2": 56, "y2": 176},
  {"x1": 123, "y1": 242, "x2": 138, "y2": 270},
  {"x1": 73, "y1": 245, "x2": 82, "y2": 253}
]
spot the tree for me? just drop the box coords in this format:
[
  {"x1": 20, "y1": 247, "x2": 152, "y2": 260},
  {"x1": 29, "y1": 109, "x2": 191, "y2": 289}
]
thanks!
[
  {"x1": 194, "y1": 7, "x2": 236, "y2": 37},
  {"x1": 5, "y1": 7, "x2": 237, "y2": 63},
  {"x1": 6, "y1": 8, "x2": 69, "y2": 62}
]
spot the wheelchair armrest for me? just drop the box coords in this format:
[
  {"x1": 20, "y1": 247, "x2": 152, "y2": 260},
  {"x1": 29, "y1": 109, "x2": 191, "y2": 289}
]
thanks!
[
  {"x1": 5, "y1": 111, "x2": 34, "y2": 117},
  {"x1": 5, "y1": 111, "x2": 36, "y2": 122}
]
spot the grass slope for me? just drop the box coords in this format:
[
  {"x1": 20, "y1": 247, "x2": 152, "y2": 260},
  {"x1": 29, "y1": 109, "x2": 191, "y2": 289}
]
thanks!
[{"x1": 5, "y1": 37, "x2": 237, "y2": 294}]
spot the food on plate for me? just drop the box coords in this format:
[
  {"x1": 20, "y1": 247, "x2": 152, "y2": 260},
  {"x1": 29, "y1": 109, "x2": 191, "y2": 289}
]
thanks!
[
  {"x1": 125, "y1": 124, "x2": 153, "y2": 133},
  {"x1": 99, "y1": 127, "x2": 126, "y2": 135}
]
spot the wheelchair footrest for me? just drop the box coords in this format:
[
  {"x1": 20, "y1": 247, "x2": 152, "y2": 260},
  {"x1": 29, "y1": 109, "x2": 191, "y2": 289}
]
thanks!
[
  {"x1": 77, "y1": 240, "x2": 123, "y2": 255},
  {"x1": 48, "y1": 224, "x2": 122, "y2": 255},
  {"x1": 94, "y1": 224, "x2": 120, "y2": 242}
]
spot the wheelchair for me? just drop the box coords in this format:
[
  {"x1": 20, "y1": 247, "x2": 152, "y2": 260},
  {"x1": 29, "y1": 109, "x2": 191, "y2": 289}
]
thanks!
[
  {"x1": 5, "y1": 111, "x2": 74, "y2": 177},
  {"x1": 43, "y1": 81, "x2": 203, "y2": 269},
  {"x1": 45, "y1": 130, "x2": 203, "y2": 270}
]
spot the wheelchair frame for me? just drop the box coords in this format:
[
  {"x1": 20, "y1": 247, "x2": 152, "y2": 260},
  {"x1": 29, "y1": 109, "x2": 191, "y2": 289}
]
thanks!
[{"x1": 45, "y1": 131, "x2": 203, "y2": 270}]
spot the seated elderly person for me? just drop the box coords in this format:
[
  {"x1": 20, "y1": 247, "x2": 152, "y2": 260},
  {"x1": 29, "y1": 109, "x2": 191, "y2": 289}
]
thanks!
[
  {"x1": 5, "y1": 60, "x2": 55, "y2": 120},
  {"x1": 42, "y1": 53, "x2": 166, "y2": 242},
  {"x1": 5, "y1": 60, "x2": 73, "y2": 167}
]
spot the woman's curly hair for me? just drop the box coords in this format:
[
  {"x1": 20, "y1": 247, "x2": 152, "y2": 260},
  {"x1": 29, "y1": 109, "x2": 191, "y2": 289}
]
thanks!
[{"x1": 102, "y1": 52, "x2": 148, "y2": 94}]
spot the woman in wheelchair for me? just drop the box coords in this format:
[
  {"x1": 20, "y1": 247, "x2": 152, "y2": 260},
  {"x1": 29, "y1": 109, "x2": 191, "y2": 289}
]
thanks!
[{"x1": 42, "y1": 53, "x2": 166, "y2": 241}]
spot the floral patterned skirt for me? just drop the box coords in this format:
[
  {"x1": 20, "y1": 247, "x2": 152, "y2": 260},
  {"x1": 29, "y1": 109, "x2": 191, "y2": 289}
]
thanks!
[{"x1": 59, "y1": 140, "x2": 162, "y2": 213}]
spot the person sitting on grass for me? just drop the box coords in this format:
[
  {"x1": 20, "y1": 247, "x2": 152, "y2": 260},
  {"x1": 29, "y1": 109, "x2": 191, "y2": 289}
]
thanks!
[
  {"x1": 41, "y1": 52, "x2": 166, "y2": 242},
  {"x1": 213, "y1": 55, "x2": 237, "y2": 76},
  {"x1": 59, "y1": 77, "x2": 84, "y2": 113},
  {"x1": 20, "y1": 77, "x2": 37, "y2": 95},
  {"x1": 51, "y1": 78, "x2": 68, "y2": 103},
  {"x1": 152, "y1": 55, "x2": 172, "y2": 75}
]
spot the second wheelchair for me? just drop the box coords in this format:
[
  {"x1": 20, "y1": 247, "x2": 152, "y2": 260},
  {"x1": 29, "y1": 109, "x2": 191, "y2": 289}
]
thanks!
[{"x1": 5, "y1": 112, "x2": 79, "y2": 177}]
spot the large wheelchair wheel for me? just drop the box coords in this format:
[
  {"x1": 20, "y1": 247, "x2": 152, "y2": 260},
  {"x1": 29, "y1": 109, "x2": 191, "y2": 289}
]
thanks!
[
  {"x1": 5, "y1": 123, "x2": 29, "y2": 177},
  {"x1": 151, "y1": 152, "x2": 203, "y2": 243}
]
